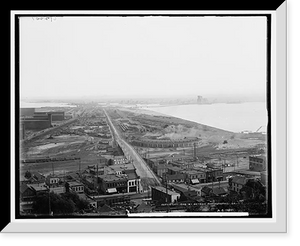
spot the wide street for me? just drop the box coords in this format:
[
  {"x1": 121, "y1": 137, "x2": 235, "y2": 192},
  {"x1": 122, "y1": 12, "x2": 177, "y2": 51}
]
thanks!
[{"x1": 103, "y1": 109, "x2": 161, "y2": 189}]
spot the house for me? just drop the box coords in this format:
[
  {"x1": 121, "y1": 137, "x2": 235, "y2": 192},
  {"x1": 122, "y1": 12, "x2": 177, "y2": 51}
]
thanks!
[
  {"x1": 45, "y1": 175, "x2": 60, "y2": 187},
  {"x1": 20, "y1": 183, "x2": 36, "y2": 202},
  {"x1": 151, "y1": 186, "x2": 180, "y2": 204},
  {"x1": 212, "y1": 187, "x2": 227, "y2": 196},
  {"x1": 23, "y1": 171, "x2": 46, "y2": 184},
  {"x1": 201, "y1": 186, "x2": 213, "y2": 197},
  {"x1": 67, "y1": 181, "x2": 85, "y2": 193},
  {"x1": 181, "y1": 190, "x2": 199, "y2": 202},
  {"x1": 229, "y1": 176, "x2": 249, "y2": 193}
]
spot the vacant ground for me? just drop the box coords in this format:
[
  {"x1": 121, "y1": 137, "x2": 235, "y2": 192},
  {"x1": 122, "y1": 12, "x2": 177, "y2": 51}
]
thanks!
[{"x1": 20, "y1": 105, "x2": 266, "y2": 179}]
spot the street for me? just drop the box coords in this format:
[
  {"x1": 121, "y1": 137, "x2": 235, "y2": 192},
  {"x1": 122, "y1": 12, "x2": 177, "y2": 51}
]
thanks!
[{"x1": 103, "y1": 109, "x2": 161, "y2": 189}]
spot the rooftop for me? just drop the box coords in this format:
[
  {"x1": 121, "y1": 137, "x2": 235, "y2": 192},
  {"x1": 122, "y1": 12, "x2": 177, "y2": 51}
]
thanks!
[
  {"x1": 231, "y1": 176, "x2": 248, "y2": 185},
  {"x1": 166, "y1": 173, "x2": 185, "y2": 180},
  {"x1": 151, "y1": 186, "x2": 180, "y2": 196},
  {"x1": 99, "y1": 174, "x2": 128, "y2": 182},
  {"x1": 170, "y1": 183, "x2": 200, "y2": 193},
  {"x1": 67, "y1": 181, "x2": 84, "y2": 187},
  {"x1": 212, "y1": 187, "x2": 227, "y2": 195},
  {"x1": 28, "y1": 183, "x2": 48, "y2": 192}
]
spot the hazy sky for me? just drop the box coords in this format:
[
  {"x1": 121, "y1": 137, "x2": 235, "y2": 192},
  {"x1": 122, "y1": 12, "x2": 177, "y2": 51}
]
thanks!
[{"x1": 20, "y1": 16, "x2": 267, "y2": 100}]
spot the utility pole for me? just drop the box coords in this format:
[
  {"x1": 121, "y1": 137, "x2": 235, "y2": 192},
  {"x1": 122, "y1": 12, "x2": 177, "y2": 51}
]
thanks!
[
  {"x1": 48, "y1": 187, "x2": 52, "y2": 216},
  {"x1": 193, "y1": 142, "x2": 197, "y2": 160},
  {"x1": 78, "y1": 158, "x2": 82, "y2": 180},
  {"x1": 165, "y1": 172, "x2": 169, "y2": 213},
  {"x1": 52, "y1": 162, "x2": 54, "y2": 176},
  {"x1": 96, "y1": 163, "x2": 99, "y2": 194}
]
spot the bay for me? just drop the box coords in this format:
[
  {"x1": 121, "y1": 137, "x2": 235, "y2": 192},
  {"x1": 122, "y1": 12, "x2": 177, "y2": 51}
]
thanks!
[{"x1": 142, "y1": 102, "x2": 268, "y2": 133}]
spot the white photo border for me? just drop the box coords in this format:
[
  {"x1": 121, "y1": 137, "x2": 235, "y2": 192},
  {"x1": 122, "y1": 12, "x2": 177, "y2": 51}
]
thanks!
[{"x1": 5, "y1": 3, "x2": 287, "y2": 232}]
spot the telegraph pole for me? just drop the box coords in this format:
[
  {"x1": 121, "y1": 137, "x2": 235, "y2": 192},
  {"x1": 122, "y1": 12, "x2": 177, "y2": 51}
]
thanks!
[{"x1": 52, "y1": 162, "x2": 54, "y2": 176}]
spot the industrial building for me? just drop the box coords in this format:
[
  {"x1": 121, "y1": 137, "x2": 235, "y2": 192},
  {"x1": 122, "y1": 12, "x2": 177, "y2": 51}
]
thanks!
[
  {"x1": 20, "y1": 109, "x2": 66, "y2": 131},
  {"x1": 21, "y1": 113, "x2": 52, "y2": 130},
  {"x1": 34, "y1": 111, "x2": 65, "y2": 121},
  {"x1": 20, "y1": 108, "x2": 35, "y2": 117},
  {"x1": 131, "y1": 137, "x2": 200, "y2": 148}
]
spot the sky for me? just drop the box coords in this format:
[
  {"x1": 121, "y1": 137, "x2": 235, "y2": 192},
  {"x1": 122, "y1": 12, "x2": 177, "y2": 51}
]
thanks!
[{"x1": 19, "y1": 16, "x2": 267, "y2": 100}]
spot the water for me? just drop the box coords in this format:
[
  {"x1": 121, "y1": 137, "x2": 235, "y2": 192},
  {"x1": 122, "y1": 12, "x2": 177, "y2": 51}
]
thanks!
[{"x1": 142, "y1": 102, "x2": 268, "y2": 133}]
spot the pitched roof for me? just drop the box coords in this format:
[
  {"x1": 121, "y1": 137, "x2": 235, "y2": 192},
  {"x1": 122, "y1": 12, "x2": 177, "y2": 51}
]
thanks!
[
  {"x1": 231, "y1": 176, "x2": 248, "y2": 185},
  {"x1": 182, "y1": 190, "x2": 198, "y2": 198},
  {"x1": 20, "y1": 183, "x2": 32, "y2": 193},
  {"x1": 212, "y1": 187, "x2": 227, "y2": 195},
  {"x1": 201, "y1": 186, "x2": 212, "y2": 194}
]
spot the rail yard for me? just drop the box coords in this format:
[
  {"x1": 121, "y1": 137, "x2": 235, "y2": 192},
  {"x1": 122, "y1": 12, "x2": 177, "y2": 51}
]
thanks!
[{"x1": 19, "y1": 103, "x2": 267, "y2": 216}]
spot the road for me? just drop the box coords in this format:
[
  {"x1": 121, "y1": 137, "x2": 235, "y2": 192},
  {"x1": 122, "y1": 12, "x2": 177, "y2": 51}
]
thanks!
[{"x1": 103, "y1": 109, "x2": 161, "y2": 190}]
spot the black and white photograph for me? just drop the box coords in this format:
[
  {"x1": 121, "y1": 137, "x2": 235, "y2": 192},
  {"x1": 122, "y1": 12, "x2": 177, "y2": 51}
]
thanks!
[{"x1": 5, "y1": 4, "x2": 288, "y2": 233}]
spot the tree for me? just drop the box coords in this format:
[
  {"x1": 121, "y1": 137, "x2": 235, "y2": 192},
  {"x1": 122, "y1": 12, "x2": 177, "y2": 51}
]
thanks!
[
  {"x1": 61, "y1": 192, "x2": 89, "y2": 211},
  {"x1": 24, "y1": 171, "x2": 32, "y2": 179},
  {"x1": 107, "y1": 159, "x2": 114, "y2": 166},
  {"x1": 33, "y1": 192, "x2": 76, "y2": 215}
]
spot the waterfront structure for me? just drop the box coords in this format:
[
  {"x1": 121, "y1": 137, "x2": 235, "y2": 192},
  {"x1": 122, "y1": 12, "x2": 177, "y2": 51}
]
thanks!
[{"x1": 249, "y1": 155, "x2": 266, "y2": 171}]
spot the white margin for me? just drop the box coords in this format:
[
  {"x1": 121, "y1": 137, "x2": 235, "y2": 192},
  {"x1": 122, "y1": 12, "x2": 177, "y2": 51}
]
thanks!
[{"x1": 4, "y1": 5, "x2": 287, "y2": 232}]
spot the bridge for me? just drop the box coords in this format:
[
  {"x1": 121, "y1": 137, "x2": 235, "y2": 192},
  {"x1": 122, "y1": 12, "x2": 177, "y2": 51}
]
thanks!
[{"x1": 103, "y1": 109, "x2": 161, "y2": 190}]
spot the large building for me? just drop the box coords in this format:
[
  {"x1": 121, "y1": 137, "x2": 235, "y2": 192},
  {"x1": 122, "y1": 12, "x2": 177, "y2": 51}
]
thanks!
[
  {"x1": 20, "y1": 108, "x2": 35, "y2": 117},
  {"x1": 249, "y1": 155, "x2": 266, "y2": 171},
  {"x1": 131, "y1": 137, "x2": 200, "y2": 148},
  {"x1": 21, "y1": 113, "x2": 52, "y2": 130},
  {"x1": 34, "y1": 111, "x2": 65, "y2": 121}
]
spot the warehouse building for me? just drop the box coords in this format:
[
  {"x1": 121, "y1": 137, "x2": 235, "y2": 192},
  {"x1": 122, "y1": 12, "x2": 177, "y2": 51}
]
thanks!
[
  {"x1": 131, "y1": 137, "x2": 200, "y2": 148},
  {"x1": 21, "y1": 113, "x2": 52, "y2": 130}
]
